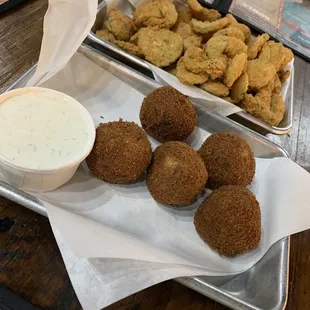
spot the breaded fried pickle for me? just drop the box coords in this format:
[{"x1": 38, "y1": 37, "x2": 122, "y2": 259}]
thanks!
[
  {"x1": 133, "y1": 0, "x2": 178, "y2": 29},
  {"x1": 87, "y1": 121, "x2": 152, "y2": 184},
  {"x1": 105, "y1": 8, "x2": 136, "y2": 41},
  {"x1": 147, "y1": 141, "x2": 208, "y2": 206},
  {"x1": 137, "y1": 28, "x2": 183, "y2": 67}
]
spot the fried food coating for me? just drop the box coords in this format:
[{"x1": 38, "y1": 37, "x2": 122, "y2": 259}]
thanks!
[
  {"x1": 279, "y1": 70, "x2": 290, "y2": 83},
  {"x1": 247, "y1": 33, "x2": 269, "y2": 60},
  {"x1": 132, "y1": 1, "x2": 178, "y2": 29},
  {"x1": 116, "y1": 41, "x2": 143, "y2": 57},
  {"x1": 104, "y1": 8, "x2": 136, "y2": 41},
  {"x1": 199, "y1": 80, "x2": 229, "y2": 97},
  {"x1": 246, "y1": 59, "x2": 276, "y2": 89},
  {"x1": 224, "y1": 53, "x2": 247, "y2": 87},
  {"x1": 165, "y1": 63, "x2": 177, "y2": 76},
  {"x1": 187, "y1": 0, "x2": 221, "y2": 22},
  {"x1": 194, "y1": 185, "x2": 261, "y2": 257},
  {"x1": 87, "y1": 121, "x2": 152, "y2": 184},
  {"x1": 213, "y1": 26, "x2": 245, "y2": 41},
  {"x1": 191, "y1": 17, "x2": 229, "y2": 34},
  {"x1": 147, "y1": 141, "x2": 208, "y2": 206},
  {"x1": 140, "y1": 86, "x2": 197, "y2": 142},
  {"x1": 198, "y1": 132, "x2": 255, "y2": 189},
  {"x1": 176, "y1": 57, "x2": 209, "y2": 85},
  {"x1": 280, "y1": 47, "x2": 294, "y2": 70},
  {"x1": 242, "y1": 93, "x2": 285, "y2": 126},
  {"x1": 137, "y1": 28, "x2": 183, "y2": 67},
  {"x1": 230, "y1": 72, "x2": 249, "y2": 103},
  {"x1": 225, "y1": 14, "x2": 251, "y2": 43},
  {"x1": 175, "y1": 9, "x2": 192, "y2": 25},
  {"x1": 204, "y1": 35, "x2": 247, "y2": 58},
  {"x1": 173, "y1": 22, "x2": 202, "y2": 50},
  {"x1": 96, "y1": 29, "x2": 143, "y2": 57},
  {"x1": 183, "y1": 46, "x2": 208, "y2": 73},
  {"x1": 258, "y1": 41, "x2": 285, "y2": 71},
  {"x1": 96, "y1": 29, "x2": 117, "y2": 43}
]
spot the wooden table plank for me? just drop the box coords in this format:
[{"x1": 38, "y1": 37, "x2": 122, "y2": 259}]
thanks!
[{"x1": 0, "y1": 1, "x2": 310, "y2": 309}]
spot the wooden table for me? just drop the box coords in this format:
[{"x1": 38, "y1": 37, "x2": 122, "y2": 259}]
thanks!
[{"x1": 0, "y1": 1, "x2": 310, "y2": 309}]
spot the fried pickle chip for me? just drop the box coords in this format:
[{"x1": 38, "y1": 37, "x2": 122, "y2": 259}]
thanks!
[
  {"x1": 199, "y1": 80, "x2": 229, "y2": 97},
  {"x1": 133, "y1": 1, "x2": 178, "y2": 29},
  {"x1": 246, "y1": 59, "x2": 276, "y2": 89},
  {"x1": 258, "y1": 41, "x2": 285, "y2": 71},
  {"x1": 213, "y1": 26, "x2": 245, "y2": 41},
  {"x1": 187, "y1": 0, "x2": 221, "y2": 22},
  {"x1": 176, "y1": 57, "x2": 209, "y2": 84},
  {"x1": 230, "y1": 72, "x2": 249, "y2": 103},
  {"x1": 137, "y1": 28, "x2": 183, "y2": 67},
  {"x1": 115, "y1": 41, "x2": 143, "y2": 58},
  {"x1": 173, "y1": 22, "x2": 202, "y2": 50},
  {"x1": 280, "y1": 47, "x2": 294, "y2": 70},
  {"x1": 96, "y1": 29, "x2": 117, "y2": 43},
  {"x1": 224, "y1": 53, "x2": 247, "y2": 87},
  {"x1": 204, "y1": 35, "x2": 247, "y2": 58},
  {"x1": 242, "y1": 93, "x2": 285, "y2": 126},
  {"x1": 247, "y1": 33, "x2": 269, "y2": 59},
  {"x1": 225, "y1": 14, "x2": 251, "y2": 43},
  {"x1": 183, "y1": 46, "x2": 208, "y2": 73},
  {"x1": 191, "y1": 17, "x2": 229, "y2": 34},
  {"x1": 104, "y1": 8, "x2": 136, "y2": 42}
]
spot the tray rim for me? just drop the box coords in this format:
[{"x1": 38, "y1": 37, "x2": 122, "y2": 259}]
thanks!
[
  {"x1": 0, "y1": 43, "x2": 290, "y2": 310},
  {"x1": 87, "y1": 0, "x2": 294, "y2": 135}
]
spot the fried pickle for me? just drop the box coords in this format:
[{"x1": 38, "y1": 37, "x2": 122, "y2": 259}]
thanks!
[
  {"x1": 137, "y1": 28, "x2": 183, "y2": 67},
  {"x1": 199, "y1": 80, "x2": 229, "y2": 97},
  {"x1": 247, "y1": 33, "x2": 269, "y2": 60},
  {"x1": 133, "y1": 0, "x2": 178, "y2": 29},
  {"x1": 213, "y1": 26, "x2": 245, "y2": 41},
  {"x1": 104, "y1": 8, "x2": 136, "y2": 42},
  {"x1": 176, "y1": 57, "x2": 209, "y2": 84},
  {"x1": 191, "y1": 17, "x2": 229, "y2": 34},
  {"x1": 224, "y1": 53, "x2": 247, "y2": 87},
  {"x1": 246, "y1": 59, "x2": 276, "y2": 89},
  {"x1": 230, "y1": 72, "x2": 249, "y2": 103}
]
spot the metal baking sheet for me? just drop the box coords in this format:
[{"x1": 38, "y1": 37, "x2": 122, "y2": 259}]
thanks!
[
  {"x1": 0, "y1": 44, "x2": 289, "y2": 310},
  {"x1": 87, "y1": 0, "x2": 294, "y2": 135}
]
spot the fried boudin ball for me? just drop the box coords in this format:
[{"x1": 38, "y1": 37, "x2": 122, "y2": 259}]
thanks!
[
  {"x1": 194, "y1": 185, "x2": 261, "y2": 257},
  {"x1": 140, "y1": 86, "x2": 197, "y2": 142},
  {"x1": 86, "y1": 121, "x2": 152, "y2": 184},
  {"x1": 147, "y1": 141, "x2": 208, "y2": 206},
  {"x1": 198, "y1": 132, "x2": 255, "y2": 189}
]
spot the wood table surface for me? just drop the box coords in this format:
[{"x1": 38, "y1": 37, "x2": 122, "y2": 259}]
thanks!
[{"x1": 0, "y1": 1, "x2": 310, "y2": 309}]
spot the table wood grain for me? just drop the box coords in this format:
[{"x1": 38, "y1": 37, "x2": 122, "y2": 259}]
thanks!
[{"x1": 0, "y1": 1, "x2": 310, "y2": 309}]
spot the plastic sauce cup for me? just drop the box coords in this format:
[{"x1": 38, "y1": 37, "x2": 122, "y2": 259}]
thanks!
[{"x1": 0, "y1": 87, "x2": 96, "y2": 192}]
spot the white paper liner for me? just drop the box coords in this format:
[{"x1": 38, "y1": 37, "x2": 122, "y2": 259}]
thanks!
[{"x1": 28, "y1": 52, "x2": 309, "y2": 310}]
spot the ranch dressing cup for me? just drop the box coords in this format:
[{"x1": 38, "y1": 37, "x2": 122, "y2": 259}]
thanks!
[{"x1": 0, "y1": 87, "x2": 95, "y2": 192}]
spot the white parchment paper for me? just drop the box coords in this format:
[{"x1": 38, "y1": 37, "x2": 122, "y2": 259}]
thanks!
[
  {"x1": 22, "y1": 0, "x2": 302, "y2": 309},
  {"x1": 27, "y1": 53, "x2": 308, "y2": 310}
]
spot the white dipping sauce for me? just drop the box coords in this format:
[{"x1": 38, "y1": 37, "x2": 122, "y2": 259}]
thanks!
[{"x1": 0, "y1": 89, "x2": 94, "y2": 171}]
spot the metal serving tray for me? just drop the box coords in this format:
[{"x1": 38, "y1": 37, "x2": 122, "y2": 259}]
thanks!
[
  {"x1": 0, "y1": 44, "x2": 289, "y2": 310},
  {"x1": 87, "y1": 0, "x2": 294, "y2": 135}
]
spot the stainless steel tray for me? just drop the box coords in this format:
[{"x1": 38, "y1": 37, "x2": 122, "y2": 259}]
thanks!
[
  {"x1": 87, "y1": 0, "x2": 294, "y2": 135},
  {"x1": 0, "y1": 44, "x2": 289, "y2": 310}
]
